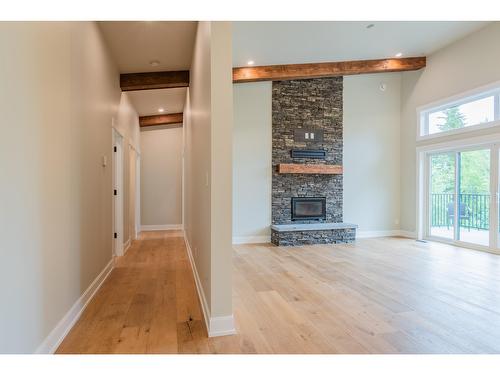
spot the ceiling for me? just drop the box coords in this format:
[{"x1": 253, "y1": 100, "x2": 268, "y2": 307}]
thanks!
[
  {"x1": 233, "y1": 21, "x2": 489, "y2": 67},
  {"x1": 127, "y1": 88, "x2": 187, "y2": 117},
  {"x1": 99, "y1": 21, "x2": 196, "y2": 120},
  {"x1": 99, "y1": 21, "x2": 197, "y2": 73}
]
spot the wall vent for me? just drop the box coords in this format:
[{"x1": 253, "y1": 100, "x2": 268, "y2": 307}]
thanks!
[{"x1": 290, "y1": 149, "x2": 326, "y2": 159}]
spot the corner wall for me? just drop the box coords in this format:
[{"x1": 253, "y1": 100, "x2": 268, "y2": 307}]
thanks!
[{"x1": 400, "y1": 22, "x2": 500, "y2": 233}]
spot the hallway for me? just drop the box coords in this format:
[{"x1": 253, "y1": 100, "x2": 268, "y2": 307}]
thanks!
[{"x1": 56, "y1": 231, "x2": 239, "y2": 354}]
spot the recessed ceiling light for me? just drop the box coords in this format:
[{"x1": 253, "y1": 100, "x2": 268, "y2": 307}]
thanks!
[
  {"x1": 395, "y1": 52, "x2": 403, "y2": 58},
  {"x1": 247, "y1": 60, "x2": 255, "y2": 66},
  {"x1": 366, "y1": 24, "x2": 375, "y2": 29},
  {"x1": 158, "y1": 108, "x2": 165, "y2": 113},
  {"x1": 150, "y1": 60, "x2": 160, "y2": 67}
]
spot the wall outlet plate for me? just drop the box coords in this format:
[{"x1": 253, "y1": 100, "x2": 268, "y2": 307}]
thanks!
[{"x1": 294, "y1": 128, "x2": 324, "y2": 143}]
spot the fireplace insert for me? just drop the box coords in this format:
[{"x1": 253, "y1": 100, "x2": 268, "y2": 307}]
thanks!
[{"x1": 291, "y1": 197, "x2": 326, "y2": 221}]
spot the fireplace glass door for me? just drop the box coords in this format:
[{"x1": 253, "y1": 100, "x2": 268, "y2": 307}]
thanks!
[{"x1": 291, "y1": 197, "x2": 326, "y2": 221}]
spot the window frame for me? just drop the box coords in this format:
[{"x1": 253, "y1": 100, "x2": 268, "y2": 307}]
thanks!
[{"x1": 417, "y1": 81, "x2": 500, "y2": 141}]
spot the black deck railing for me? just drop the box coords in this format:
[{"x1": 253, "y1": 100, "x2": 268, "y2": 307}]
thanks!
[{"x1": 430, "y1": 193, "x2": 490, "y2": 230}]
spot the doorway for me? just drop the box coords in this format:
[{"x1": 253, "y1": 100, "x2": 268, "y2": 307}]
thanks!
[{"x1": 421, "y1": 141, "x2": 500, "y2": 253}]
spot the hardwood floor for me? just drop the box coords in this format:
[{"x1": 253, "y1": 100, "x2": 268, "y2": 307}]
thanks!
[{"x1": 56, "y1": 231, "x2": 500, "y2": 354}]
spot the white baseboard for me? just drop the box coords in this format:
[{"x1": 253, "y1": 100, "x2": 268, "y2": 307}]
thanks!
[
  {"x1": 232, "y1": 235, "x2": 271, "y2": 244},
  {"x1": 208, "y1": 315, "x2": 237, "y2": 337},
  {"x1": 123, "y1": 238, "x2": 131, "y2": 255},
  {"x1": 183, "y1": 232, "x2": 236, "y2": 337},
  {"x1": 356, "y1": 230, "x2": 416, "y2": 239},
  {"x1": 35, "y1": 258, "x2": 114, "y2": 354},
  {"x1": 141, "y1": 224, "x2": 183, "y2": 231},
  {"x1": 356, "y1": 230, "x2": 401, "y2": 239}
]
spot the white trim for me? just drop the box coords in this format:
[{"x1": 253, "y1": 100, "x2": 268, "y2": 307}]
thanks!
[
  {"x1": 417, "y1": 79, "x2": 500, "y2": 141},
  {"x1": 416, "y1": 132, "x2": 500, "y2": 153},
  {"x1": 183, "y1": 233, "x2": 236, "y2": 337},
  {"x1": 208, "y1": 315, "x2": 237, "y2": 337},
  {"x1": 417, "y1": 120, "x2": 500, "y2": 142},
  {"x1": 123, "y1": 238, "x2": 131, "y2": 255},
  {"x1": 35, "y1": 259, "x2": 114, "y2": 354},
  {"x1": 183, "y1": 234, "x2": 210, "y2": 334},
  {"x1": 232, "y1": 235, "x2": 271, "y2": 244},
  {"x1": 140, "y1": 224, "x2": 183, "y2": 231}
]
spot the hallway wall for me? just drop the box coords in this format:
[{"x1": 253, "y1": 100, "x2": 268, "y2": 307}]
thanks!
[
  {"x1": 183, "y1": 21, "x2": 234, "y2": 334},
  {"x1": 140, "y1": 126, "x2": 183, "y2": 228},
  {"x1": 0, "y1": 22, "x2": 138, "y2": 353}
]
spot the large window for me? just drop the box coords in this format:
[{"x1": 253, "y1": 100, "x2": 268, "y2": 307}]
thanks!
[{"x1": 419, "y1": 88, "x2": 500, "y2": 138}]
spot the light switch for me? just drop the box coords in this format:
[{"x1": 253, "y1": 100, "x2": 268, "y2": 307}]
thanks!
[
  {"x1": 102, "y1": 156, "x2": 107, "y2": 167},
  {"x1": 305, "y1": 133, "x2": 309, "y2": 139},
  {"x1": 310, "y1": 133, "x2": 315, "y2": 139}
]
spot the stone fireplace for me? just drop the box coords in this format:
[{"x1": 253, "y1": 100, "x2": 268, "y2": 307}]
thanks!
[{"x1": 270, "y1": 77, "x2": 357, "y2": 246}]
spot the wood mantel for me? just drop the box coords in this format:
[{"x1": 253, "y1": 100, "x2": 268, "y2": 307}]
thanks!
[{"x1": 277, "y1": 164, "x2": 343, "y2": 174}]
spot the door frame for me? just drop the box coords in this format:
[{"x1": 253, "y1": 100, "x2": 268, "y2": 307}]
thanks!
[
  {"x1": 135, "y1": 151, "x2": 141, "y2": 239},
  {"x1": 112, "y1": 128, "x2": 125, "y2": 256},
  {"x1": 416, "y1": 133, "x2": 500, "y2": 255}
]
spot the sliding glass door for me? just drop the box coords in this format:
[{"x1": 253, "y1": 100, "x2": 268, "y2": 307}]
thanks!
[
  {"x1": 427, "y1": 146, "x2": 496, "y2": 249},
  {"x1": 457, "y1": 149, "x2": 490, "y2": 246},
  {"x1": 429, "y1": 152, "x2": 455, "y2": 240}
]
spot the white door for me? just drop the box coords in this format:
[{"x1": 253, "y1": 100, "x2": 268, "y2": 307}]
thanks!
[{"x1": 112, "y1": 129, "x2": 124, "y2": 256}]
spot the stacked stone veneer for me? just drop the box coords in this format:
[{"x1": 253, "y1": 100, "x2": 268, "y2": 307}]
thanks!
[
  {"x1": 271, "y1": 77, "x2": 355, "y2": 246},
  {"x1": 271, "y1": 228, "x2": 356, "y2": 247}
]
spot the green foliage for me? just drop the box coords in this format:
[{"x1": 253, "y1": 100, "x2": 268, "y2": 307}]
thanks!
[
  {"x1": 437, "y1": 107, "x2": 466, "y2": 131},
  {"x1": 431, "y1": 108, "x2": 490, "y2": 195}
]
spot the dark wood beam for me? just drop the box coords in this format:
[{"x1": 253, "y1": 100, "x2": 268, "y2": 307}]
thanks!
[
  {"x1": 233, "y1": 56, "x2": 426, "y2": 83},
  {"x1": 139, "y1": 113, "x2": 183, "y2": 127},
  {"x1": 120, "y1": 70, "x2": 189, "y2": 91}
]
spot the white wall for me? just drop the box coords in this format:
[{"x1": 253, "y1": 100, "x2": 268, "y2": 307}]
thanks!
[
  {"x1": 183, "y1": 22, "x2": 234, "y2": 332},
  {"x1": 232, "y1": 74, "x2": 402, "y2": 240},
  {"x1": 0, "y1": 22, "x2": 137, "y2": 353},
  {"x1": 232, "y1": 82, "x2": 272, "y2": 243},
  {"x1": 400, "y1": 22, "x2": 500, "y2": 233},
  {"x1": 344, "y1": 73, "x2": 401, "y2": 235},
  {"x1": 140, "y1": 126, "x2": 183, "y2": 228}
]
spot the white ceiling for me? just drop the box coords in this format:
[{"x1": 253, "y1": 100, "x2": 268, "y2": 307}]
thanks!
[
  {"x1": 98, "y1": 21, "x2": 196, "y2": 118},
  {"x1": 127, "y1": 87, "x2": 187, "y2": 117},
  {"x1": 233, "y1": 21, "x2": 489, "y2": 67},
  {"x1": 99, "y1": 21, "x2": 197, "y2": 73}
]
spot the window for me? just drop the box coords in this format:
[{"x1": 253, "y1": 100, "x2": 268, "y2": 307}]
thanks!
[{"x1": 419, "y1": 87, "x2": 500, "y2": 138}]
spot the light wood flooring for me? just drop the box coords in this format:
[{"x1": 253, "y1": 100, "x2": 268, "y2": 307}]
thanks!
[{"x1": 57, "y1": 231, "x2": 500, "y2": 354}]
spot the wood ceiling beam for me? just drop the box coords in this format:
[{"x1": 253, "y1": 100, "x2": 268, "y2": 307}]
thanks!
[
  {"x1": 139, "y1": 113, "x2": 183, "y2": 127},
  {"x1": 120, "y1": 70, "x2": 189, "y2": 91},
  {"x1": 233, "y1": 56, "x2": 426, "y2": 83}
]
